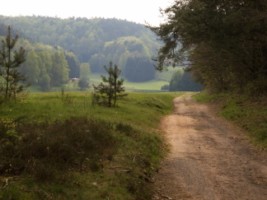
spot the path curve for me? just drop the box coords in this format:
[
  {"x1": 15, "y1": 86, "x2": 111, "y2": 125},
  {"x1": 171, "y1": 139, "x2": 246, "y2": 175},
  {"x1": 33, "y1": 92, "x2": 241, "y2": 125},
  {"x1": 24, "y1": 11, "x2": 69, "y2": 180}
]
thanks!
[{"x1": 153, "y1": 95, "x2": 267, "y2": 200}]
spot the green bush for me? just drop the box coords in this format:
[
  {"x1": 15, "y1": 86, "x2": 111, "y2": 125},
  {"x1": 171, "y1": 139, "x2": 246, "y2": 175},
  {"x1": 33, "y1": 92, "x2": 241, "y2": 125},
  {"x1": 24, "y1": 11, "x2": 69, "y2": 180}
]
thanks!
[{"x1": 220, "y1": 100, "x2": 245, "y2": 120}]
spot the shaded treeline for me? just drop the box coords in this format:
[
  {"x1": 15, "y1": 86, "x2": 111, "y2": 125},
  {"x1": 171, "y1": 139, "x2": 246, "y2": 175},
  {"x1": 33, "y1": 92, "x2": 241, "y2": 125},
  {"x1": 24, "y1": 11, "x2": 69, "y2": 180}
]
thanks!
[{"x1": 152, "y1": 0, "x2": 267, "y2": 96}]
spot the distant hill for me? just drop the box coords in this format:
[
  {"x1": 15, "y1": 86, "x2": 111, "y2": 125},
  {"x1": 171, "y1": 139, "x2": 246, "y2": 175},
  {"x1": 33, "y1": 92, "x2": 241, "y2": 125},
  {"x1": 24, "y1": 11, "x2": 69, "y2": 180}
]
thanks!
[
  {"x1": 0, "y1": 16, "x2": 160, "y2": 81},
  {"x1": 0, "y1": 25, "x2": 79, "y2": 91}
]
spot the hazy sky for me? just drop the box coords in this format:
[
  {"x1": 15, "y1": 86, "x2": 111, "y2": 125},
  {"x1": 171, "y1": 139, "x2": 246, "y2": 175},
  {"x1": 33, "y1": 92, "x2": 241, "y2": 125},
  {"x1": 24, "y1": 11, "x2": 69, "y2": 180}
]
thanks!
[{"x1": 1, "y1": 0, "x2": 173, "y2": 25}]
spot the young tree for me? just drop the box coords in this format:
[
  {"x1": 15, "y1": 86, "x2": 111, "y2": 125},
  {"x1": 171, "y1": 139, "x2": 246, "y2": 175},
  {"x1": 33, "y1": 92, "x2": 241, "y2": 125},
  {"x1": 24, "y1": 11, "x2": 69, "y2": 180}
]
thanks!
[
  {"x1": 93, "y1": 62, "x2": 126, "y2": 107},
  {"x1": 0, "y1": 26, "x2": 26, "y2": 100}
]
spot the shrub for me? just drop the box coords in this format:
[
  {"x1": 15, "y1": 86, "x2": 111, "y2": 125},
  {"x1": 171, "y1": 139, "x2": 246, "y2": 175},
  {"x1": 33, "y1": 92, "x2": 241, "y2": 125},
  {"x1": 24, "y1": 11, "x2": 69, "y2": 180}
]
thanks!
[{"x1": 0, "y1": 117, "x2": 117, "y2": 181}]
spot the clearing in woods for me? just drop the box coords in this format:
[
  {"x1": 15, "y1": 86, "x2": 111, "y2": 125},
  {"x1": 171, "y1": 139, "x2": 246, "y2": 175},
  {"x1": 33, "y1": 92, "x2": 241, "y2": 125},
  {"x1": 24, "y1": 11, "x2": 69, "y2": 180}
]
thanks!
[{"x1": 153, "y1": 95, "x2": 267, "y2": 200}]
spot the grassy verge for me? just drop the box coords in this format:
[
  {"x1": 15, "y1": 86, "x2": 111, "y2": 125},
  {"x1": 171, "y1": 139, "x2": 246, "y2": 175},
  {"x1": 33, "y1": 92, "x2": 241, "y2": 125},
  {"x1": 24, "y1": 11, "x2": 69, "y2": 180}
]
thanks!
[
  {"x1": 194, "y1": 92, "x2": 267, "y2": 149},
  {"x1": 0, "y1": 92, "x2": 180, "y2": 200}
]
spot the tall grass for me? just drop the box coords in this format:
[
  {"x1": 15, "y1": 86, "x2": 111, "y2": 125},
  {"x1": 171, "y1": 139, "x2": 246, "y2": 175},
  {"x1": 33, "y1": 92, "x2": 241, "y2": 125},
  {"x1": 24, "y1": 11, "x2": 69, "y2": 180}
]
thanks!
[{"x1": 194, "y1": 92, "x2": 267, "y2": 148}]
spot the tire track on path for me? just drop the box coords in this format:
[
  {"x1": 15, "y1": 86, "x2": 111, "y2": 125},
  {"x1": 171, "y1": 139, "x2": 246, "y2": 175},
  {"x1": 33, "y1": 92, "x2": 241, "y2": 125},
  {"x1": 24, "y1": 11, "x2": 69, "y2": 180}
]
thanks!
[{"x1": 153, "y1": 95, "x2": 267, "y2": 200}]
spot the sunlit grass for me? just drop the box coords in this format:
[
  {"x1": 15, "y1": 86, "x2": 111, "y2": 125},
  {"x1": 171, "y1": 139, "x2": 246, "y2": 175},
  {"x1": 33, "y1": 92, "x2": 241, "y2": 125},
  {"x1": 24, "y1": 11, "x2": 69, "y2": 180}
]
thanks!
[
  {"x1": 123, "y1": 80, "x2": 169, "y2": 91},
  {"x1": 0, "y1": 91, "x2": 181, "y2": 199},
  {"x1": 1, "y1": 92, "x2": 178, "y2": 125}
]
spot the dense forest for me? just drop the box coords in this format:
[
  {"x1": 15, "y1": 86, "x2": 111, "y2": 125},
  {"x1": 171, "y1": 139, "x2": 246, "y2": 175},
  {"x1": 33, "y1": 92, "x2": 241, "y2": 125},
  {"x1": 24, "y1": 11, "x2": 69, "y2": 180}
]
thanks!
[
  {"x1": 0, "y1": 23, "x2": 77, "y2": 91},
  {"x1": 0, "y1": 16, "x2": 161, "y2": 88}
]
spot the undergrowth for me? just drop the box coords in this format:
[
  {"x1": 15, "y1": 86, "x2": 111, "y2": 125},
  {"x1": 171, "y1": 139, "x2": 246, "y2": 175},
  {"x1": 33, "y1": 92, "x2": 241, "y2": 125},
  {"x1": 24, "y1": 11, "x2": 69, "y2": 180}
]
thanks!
[
  {"x1": 0, "y1": 117, "x2": 116, "y2": 179},
  {"x1": 194, "y1": 92, "x2": 267, "y2": 148},
  {"x1": 0, "y1": 92, "x2": 179, "y2": 199}
]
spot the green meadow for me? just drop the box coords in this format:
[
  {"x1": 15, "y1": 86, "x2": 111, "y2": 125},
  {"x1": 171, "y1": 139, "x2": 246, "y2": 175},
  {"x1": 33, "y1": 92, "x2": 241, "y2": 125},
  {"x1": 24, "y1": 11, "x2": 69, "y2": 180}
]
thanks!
[
  {"x1": 0, "y1": 92, "x2": 181, "y2": 200},
  {"x1": 85, "y1": 67, "x2": 181, "y2": 92}
]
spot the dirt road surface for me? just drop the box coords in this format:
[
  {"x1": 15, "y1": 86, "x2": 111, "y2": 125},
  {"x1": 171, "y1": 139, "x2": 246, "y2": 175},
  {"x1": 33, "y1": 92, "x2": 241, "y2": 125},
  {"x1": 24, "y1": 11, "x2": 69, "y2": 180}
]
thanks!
[{"x1": 153, "y1": 95, "x2": 267, "y2": 200}]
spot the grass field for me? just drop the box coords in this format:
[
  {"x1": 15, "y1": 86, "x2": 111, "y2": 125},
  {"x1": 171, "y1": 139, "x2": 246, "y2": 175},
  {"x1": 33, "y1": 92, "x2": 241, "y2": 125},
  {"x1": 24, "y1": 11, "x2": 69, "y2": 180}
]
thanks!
[
  {"x1": 123, "y1": 80, "x2": 169, "y2": 91},
  {"x1": 43, "y1": 67, "x2": 184, "y2": 93},
  {"x1": 90, "y1": 74, "x2": 169, "y2": 92},
  {"x1": 0, "y1": 92, "x2": 181, "y2": 199}
]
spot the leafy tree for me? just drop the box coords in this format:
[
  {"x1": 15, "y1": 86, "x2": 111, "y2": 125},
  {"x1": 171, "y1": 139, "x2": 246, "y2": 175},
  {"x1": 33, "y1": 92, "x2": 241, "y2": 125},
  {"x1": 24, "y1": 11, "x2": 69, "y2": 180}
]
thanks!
[
  {"x1": 37, "y1": 50, "x2": 53, "y2": 91},
  {"x1": 39, "y1": 72, "x2": 51, "y2": 91},
  {"x1": 90, "y1": 54, "x2": 107, "y2": 73},
  {"x1": 151, "y1": 0, "x2": 267, "y2": 95},
  {"x1": 20, "y1": 46, "x2": 71, "y2": 91},
  {"x1": 0, "y1": 16, "x2": 159, "y2": 73},
  {"x1": 169, "y1": 70, "x2": 203, "y2": 91},
  {"x1": 90, "y1": 36, "x2": 152, "y2": 74},
  {"x1": 65, "y1": 51, "x2": 80, "y2": 78},
  {"x1": 50, "y1": 51, "x2": 69, "y2": 87},
  {"x1": 0, "y1": 26, "x2": 26, "y2": 100},
  {"x1": 0, "y1": 17, "x2": 163, "y2": 90},
  {"x1": 21, "y1": 50, "x2": 41, "y2": 84},
  {"x1": 124, "y1": 56, "x2": 155, "y2": 82},
  {"x1": 93, "y1": 62, "x2": 126, "y2": 107},
  {"x1": 78, "y1": 79, "x2": 89, "y2": 90}
]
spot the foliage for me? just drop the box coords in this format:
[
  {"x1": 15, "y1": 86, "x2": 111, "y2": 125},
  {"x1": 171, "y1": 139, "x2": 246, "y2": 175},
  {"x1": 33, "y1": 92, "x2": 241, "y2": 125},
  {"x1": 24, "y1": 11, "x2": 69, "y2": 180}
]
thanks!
[
  {"x1": 151, "y1": 0, "x2": 267, "y2": 95},
  {"x1": 169, "y1": 70, "x2": 203, "y2": 91},
  {"x1": 124, "y1": 56, "x2": 155, "y2": 82},
  {"x1": 0, "y1": 16, "x2": 159, "y2": 71},
  {"x1": 193, "y1": 91, "x2": 221, "y2": 103},
  {"x1": 161, "y1": 84, "x2": 170, "y2": 91},
  {"x1": 155, "y1": 66, "x2": 179, "y2": 82},
  {"x1": 19, "y1": 43, "x2": 71, "y2": 91},
  {"x1": 91, "y1": 36, "x2": 153, "y2": 74},
  {"x1": 65, "y1": 51, "x2": 80, "y2": 78},
  {"x1": 78, "y1": 79, "x2": 89, "y2": 90},
  {"x1": 78, "y1": 63, "x2": 90, "y2": 90},
  {"x1": 0, "y1": 26, "x2": 26, "y2": 100},
  {"x1": 93, "y1": 62, "x2": 127, "y2": 107}
]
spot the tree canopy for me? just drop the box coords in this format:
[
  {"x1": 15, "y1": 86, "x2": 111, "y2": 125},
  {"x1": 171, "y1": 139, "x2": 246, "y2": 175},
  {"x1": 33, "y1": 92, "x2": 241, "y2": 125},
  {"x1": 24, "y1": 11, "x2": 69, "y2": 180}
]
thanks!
[
  {"x1": 0, "y1": 16, "x2": 161, "y2": 87},
  {"x1": 0, "y1": 16, "x2": 159, "y2": 66},
  {"x1": 124, "y1": 56, "x2": 155, "y2": 82},
  {"x1": 151, "y1": 0, "x2": 267, "y2": 95},
  {"x1": 19, "y1": 43, "x2": 71, "y2": 91}
]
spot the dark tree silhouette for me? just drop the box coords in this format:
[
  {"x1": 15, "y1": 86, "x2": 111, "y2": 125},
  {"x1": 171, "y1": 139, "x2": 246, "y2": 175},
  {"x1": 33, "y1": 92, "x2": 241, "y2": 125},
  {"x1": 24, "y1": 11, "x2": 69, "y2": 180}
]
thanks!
[
  {"x1": 150, "y1": 0, "x2": 267, "y2": 95},
  {"x1": 0, "y1": 26, "x2": 26, "y2": 100}
]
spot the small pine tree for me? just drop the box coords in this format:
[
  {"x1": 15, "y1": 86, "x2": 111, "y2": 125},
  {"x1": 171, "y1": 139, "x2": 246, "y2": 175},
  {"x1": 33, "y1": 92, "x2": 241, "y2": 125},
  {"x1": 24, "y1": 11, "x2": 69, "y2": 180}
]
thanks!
[
  {"x1": 93, "y1": 62, "x2": 126, "y2": 107},
  {"x1": 0, "y1": 26, "x2": 26, "y2": 100}
]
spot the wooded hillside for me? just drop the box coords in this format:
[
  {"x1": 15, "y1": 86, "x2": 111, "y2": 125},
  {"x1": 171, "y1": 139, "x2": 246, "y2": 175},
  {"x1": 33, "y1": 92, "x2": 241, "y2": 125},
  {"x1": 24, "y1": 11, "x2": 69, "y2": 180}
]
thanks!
[{"x1": 0, "y1": 16, "x2": 159, "y2": 82}]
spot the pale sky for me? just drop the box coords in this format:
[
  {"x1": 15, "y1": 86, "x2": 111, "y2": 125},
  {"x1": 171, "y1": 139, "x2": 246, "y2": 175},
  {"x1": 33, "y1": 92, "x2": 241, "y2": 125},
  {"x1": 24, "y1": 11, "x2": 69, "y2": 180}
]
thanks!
[{"x1": 1, "y1": 0, "x2": 173, "y2": 25}]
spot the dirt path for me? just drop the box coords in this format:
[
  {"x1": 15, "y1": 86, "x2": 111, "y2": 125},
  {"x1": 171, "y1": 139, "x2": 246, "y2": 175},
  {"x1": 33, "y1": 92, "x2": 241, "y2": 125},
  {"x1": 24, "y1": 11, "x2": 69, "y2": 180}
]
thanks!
[{"x1": 153, "y1": 95, "x2": 267, "y2": 200}]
